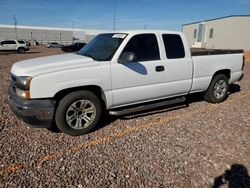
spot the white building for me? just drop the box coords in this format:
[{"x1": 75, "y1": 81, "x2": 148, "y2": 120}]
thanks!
[
  {"x1": 182, "y1": 15, "x2": 250, "y2": 50},
  {"x1": 0, "y1": 24, "x2": 108, "y2": 44}
]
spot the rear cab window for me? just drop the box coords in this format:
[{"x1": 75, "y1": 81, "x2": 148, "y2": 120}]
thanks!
[{"x1": 162, "y1": 34, "x2": 185, "y2": 59}]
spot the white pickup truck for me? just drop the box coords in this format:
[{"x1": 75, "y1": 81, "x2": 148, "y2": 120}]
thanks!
[{"x1": 8, "y1": 30, "x2": 244, "y2": 136}]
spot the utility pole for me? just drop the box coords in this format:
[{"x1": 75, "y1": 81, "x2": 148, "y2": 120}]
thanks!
[
  {"x1": 113, "y1": 0, "x2": 116, "y2": 30},
  {"x1": 72, "y1": 21, "x2": 74, "y2": 42},
  {"x1": 60, "y1": 33, "x2": 62, "y2": 44},
  {"x1": 13, "y1": 15, "x2": 18, "y2": 39}
]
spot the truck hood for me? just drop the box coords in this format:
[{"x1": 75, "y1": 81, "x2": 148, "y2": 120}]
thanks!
[{"x1": 11, "y1": 53, "x2": 97, "y2": 77}]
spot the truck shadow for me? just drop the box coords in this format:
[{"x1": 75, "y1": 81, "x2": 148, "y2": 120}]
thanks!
[
  {"x1": 229, "y1": 83, "x2": 241, "y2": 94},
  {"x1": 212, "y1": 164, "x2": 250, "y2": 188}
]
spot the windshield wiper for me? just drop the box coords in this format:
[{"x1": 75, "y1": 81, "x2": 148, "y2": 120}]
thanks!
[
  {"x1": 76, "y1": 52, "x2": 103, "y2": 61},
  {"x1": 77, "y1": 53, "x2": 95, "y2": 60}
]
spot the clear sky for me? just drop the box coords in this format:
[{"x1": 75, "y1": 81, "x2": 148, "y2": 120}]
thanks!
[{"x1": 0, "y1": 0, "x2": 249, "y2": 30}]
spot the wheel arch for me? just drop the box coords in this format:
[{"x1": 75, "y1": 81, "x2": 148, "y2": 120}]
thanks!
[
  {"x1": 212, "y1": 69, "x2": 231, "y2": 80},
  {"x1": 53, "y1": 85, "x2": 107, "y2": 109}
]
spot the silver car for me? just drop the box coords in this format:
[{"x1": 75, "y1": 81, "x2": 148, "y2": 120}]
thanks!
[{"x1": 46, "y1": 42, "x2": 63, "y2": 48}]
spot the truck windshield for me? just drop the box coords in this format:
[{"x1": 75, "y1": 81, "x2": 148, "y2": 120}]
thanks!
[{"x1": 77, "y1": 33, "x2": 127, "y2": 61}]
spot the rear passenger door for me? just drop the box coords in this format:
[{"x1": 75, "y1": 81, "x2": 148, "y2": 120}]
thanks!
[
  {"x1": 162, "y1": 34, "x2": 193, "y2": 96},
  {"x1": 111, "y1": 34, "x2": 167, "y2": 107}
]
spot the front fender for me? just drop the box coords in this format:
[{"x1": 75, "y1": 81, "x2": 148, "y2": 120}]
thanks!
[{"x1": 30, "y1": 65, "x2": 111, "y2": 99}]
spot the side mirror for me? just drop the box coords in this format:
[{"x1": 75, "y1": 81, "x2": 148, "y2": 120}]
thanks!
[{"x1": 118, "y1": 52, "x2": 137, "y2": 64}]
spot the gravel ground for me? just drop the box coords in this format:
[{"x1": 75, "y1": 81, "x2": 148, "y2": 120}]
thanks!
[{"x1": 0, "y1": 46, "x2": 250, "y2": 187}]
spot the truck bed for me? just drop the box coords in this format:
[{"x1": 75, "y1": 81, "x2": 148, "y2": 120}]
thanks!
[{"x1": 191, "y1": 48, "x2": 243, "y2": 56}]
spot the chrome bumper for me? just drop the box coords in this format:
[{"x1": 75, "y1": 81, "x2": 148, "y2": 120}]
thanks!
[{"x1": 8, "y1": 87, "x2": 55, "y2": 128}]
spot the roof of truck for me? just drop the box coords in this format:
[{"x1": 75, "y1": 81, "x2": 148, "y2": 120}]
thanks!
[{"x1": 101, "y1": 30, "x2": 183, "y2": 35}]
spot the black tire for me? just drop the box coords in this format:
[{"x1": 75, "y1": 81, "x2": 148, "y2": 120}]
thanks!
[
  {"x1": 55, "y1": 90, "x2": 102, "y2": 136},
  {"x1": 18, "y1": 47, "x2": 25, "y2": 53},
  {"x1": 204, "y1": 74, "x2": 229, "y2": 103}
]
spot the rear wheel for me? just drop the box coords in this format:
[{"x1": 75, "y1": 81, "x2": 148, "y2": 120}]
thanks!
[
  {"x1": 18, "y1": 47, "x2": 25, "y2": 53},
  {"x1": 204, "y1": 74, "x2": 229, "y2": 103},
  {"x1": 55, "y1": 91, "x2": 102, "y2": 136}
]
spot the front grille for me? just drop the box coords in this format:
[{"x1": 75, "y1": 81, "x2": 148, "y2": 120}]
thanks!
[
  {"x1": 11, "y1": 74, "x2": 17, "y2": 83},
  {"x1": 10, "y1": 74, "x2": 17, "y2": 93}
]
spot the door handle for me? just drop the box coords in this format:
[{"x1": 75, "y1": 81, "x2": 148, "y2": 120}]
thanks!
[{"x1": 155, "y1": 66, "x2": 165, "y2": 72}]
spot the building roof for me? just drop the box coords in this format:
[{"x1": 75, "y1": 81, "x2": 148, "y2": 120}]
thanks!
[
  {"x1": 0, "y1": 24, "x2": 108, "y2": 33},
  {"x1": 182, "y1": 15, "x2": 250, "y2": 26}
]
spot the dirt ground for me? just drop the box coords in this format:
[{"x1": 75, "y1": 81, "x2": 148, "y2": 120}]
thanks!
[
  {"x1": 244, "y1": 51, "x2": 250, "y2": 61},
  {"x1": 0, "y1": 46, "x2": 250, "y2": 187}
]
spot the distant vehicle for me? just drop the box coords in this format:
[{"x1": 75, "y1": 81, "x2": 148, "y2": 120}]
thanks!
[
  {"x1": 61, "y1": 42, "x2": 86, "y2": 52},
  {"x1": 46, "y1": 42, "x2": 63, "y2": 48},
  {"x1": 0, "y1": 39, "x2": 30, "y2": 53}
]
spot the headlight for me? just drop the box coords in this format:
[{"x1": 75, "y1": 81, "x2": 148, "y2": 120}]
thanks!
[
  {"x1": 15, "y1": 76, "x2": 32, "y2": 99},
  {"x1": 16, "y1": 76, "x2": 32, "y2": 90},
  {"x1": 16, "y1": 88, "x2": 31, "y2": 99}
]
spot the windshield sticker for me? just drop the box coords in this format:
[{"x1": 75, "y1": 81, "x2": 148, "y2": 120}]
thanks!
[{"x1": 112, "y1": 34, "x2": 127, "y2": 39}]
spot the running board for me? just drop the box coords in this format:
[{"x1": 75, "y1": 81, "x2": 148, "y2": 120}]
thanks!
[{"x1": 109, "y1": 96, "x2": 186, "y2": 116}]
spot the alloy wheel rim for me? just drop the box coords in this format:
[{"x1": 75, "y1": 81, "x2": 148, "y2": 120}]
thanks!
[
  {"x1": 66, "y1": 99, "x2": 96, "y2": 130},
  {"x1": 214, "y1": 80, "x2": 227, "y2": 99}
]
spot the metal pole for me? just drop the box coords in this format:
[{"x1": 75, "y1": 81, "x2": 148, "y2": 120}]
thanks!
[
  {"x1": 13, "y1": 15, "x2": 18, "y2": 39},
  {"x1": 72, "y1": 21, "x2": 74, "y2": 42},
  {"x1": 113, "y1": 0, "x2": 116, "y2": 30}
]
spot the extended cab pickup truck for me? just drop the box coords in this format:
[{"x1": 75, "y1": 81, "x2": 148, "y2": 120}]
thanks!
[{"x1": 8, "y1": 30, "x2": 244, "y2": 136}]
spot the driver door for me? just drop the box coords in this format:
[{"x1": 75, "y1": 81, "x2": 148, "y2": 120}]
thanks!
[{"x1": 111, "y1": 34, "x2": 166, "y2": 107}]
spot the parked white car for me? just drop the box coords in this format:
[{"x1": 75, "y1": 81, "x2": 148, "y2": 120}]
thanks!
[
  {"x1": 46, "y1": 42, "x2": 63, "y2": 48},
  {"x1": 0, "y1": 39, "x2": 30, "y2": 53},
  {"x1": 8, "y1": 30, "x2": 244, "y2": 136}
]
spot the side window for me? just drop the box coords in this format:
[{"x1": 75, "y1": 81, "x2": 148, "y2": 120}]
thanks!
[
  {"x1": 122, "y1": 34, "x2": 160, "y2": 61},
  {"x1": 209, "y1": 28, "x2": 214, "y2": 39},
  {"x1": 1, "y1": 41, "x2": 8, "y2": 45},
  {"x1": 4, "y1": 40, "x2": 16, "y2": 44},
  {"x1": 162, "y1": 34, "x2": 185, "y2": 59},
  {"x1": 18, "y1": 40, "x2": 25, "y2": 44}
]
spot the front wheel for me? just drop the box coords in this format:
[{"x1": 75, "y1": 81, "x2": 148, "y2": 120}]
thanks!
[
  {"x1": 204, "y1": 74, "x2": 229, "y2": 103},
  {"x1": 55, "y1": 91, "x2": 102, "y2": 136}
]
